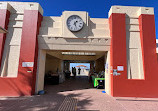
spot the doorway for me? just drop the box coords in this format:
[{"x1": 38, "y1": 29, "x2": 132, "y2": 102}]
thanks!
[{"x1": 36, "y1": 50, "x2": 107, "y2": 94}]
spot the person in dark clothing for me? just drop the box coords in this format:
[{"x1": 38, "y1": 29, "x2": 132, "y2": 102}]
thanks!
[
  {"x1": 74, "y1": 67, "x2": 76, "y2": 77},
  {"x1": 78, "y1": 67, "x2": 81, "y2": 75},
  {"x1": 72, "y1": 67, "x2": 74, "y2": 76}
]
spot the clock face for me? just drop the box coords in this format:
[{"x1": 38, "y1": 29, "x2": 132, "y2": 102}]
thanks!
[{"x1": 67, "y1": 15, "x2": 84, "y2": 32}]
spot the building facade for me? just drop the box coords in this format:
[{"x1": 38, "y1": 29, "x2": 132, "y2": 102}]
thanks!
[{"x1": 0, "y1": 2, "x2": 157, "y2": 97}]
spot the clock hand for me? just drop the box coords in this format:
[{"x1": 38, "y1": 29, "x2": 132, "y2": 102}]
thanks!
[{"x1": 74, "y1": 21, "x2": 77, "y2": 26}]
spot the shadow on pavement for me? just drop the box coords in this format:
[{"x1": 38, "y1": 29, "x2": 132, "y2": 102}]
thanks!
[{"x1": 0, "y1": 76, "x2": 96, "y2": 111}]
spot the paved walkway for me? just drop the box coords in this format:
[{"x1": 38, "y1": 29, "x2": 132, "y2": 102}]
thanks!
[{"x1": 0, "y1": 76, "x2": 158, "y2": 111}]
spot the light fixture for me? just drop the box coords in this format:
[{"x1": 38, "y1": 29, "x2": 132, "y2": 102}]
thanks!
[{"x1": 61, "y1": 52, "x2": 96, "y2": 56}]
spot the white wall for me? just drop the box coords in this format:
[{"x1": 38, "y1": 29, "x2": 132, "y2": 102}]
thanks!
[
  {"x1": 36, "y1": 50, "x2": 46, "y2": 93},
  {"x1": 38, "y1": 11, "x2": 111, "y2": 51},
  {"x1": 105, "y1": 51, "x2": 111, "y2": 95}
]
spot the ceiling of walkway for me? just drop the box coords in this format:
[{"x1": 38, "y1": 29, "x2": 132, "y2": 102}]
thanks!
[{"x1": 46, "y1": 50, "x2": 106, "y2": 61}]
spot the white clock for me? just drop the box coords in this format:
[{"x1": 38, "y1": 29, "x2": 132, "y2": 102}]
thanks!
[{"x1": 66, "y1": 15, "x2": 84, "y2": 32}]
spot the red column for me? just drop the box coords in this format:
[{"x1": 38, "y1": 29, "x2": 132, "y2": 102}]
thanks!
[
  {"x1": 18, "y1": 10, "x2": 43, "y2": 95},
  {"x1": 137, "y1": 14, "x2": 158, "y2": 97},
  {"x1": 0, "y1": 9, "x2": 10, "y2": 68},
  {"x1": 109, "y1": 13, "x2": 127, "y2": 96},
  {"x1": 139, "y1": 14, "x2": 158, "y2": 80}
]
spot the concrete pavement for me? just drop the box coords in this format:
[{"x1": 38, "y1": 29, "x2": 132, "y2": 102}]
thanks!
[{"x1": 0, "y1": 76, "x2": 158, "y2": 111}]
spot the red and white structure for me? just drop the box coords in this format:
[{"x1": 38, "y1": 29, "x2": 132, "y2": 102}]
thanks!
[
  {"x1": 108, "y1": 6, "x2": 158, "y2": 97},
  {"x1": 0, "y1": 2, "x2": 157, "y2": 98}
]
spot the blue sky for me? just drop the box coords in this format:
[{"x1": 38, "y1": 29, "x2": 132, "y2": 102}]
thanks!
[{"x1": 1, "y1": 0, "x2": 158, "y2": 38}]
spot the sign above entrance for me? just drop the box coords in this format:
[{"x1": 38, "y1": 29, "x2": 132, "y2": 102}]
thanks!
[{"x1": 22, "y1": 62, "x2": 34, "y2": 67}]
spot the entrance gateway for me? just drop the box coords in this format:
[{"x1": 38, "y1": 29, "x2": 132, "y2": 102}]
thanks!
[{"x1": 0, "y1": 2, "x2": 157, "y2": 98}]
